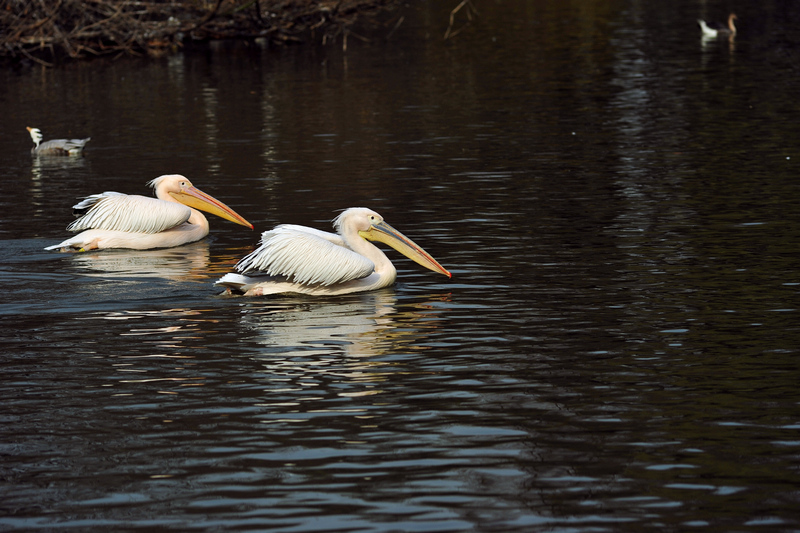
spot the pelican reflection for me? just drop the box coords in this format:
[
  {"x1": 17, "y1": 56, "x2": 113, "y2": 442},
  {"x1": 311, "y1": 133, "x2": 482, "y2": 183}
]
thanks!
[
  {"x1": 70, "y1": 240, "x2": 212, "y2": 281},
  {"x1": 235, "y1": 291, "x2": 452, "y2": 396}
]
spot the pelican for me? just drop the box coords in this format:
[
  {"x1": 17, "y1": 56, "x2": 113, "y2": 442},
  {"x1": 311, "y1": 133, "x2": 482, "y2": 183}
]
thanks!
[
  {"x1": 216, "y1": 207, "x2": 451, "y2": 296},
  {"x1": 698, "y1": 14, "x2": 737, "y2": 38},
  {"x1": 27, "y1": 127, "x2": 91, "y2": 156},
  {"x1": 45, "y1": 174, "x2": 253, "y2": 252}
]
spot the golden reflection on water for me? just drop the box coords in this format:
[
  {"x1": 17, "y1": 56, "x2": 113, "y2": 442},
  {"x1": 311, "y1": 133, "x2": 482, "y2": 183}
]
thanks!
[
  {"x1": 77, "y1": 307, "x2": 207, "y2": 320},
  {"x1": 77, "y1": 293, "x2": 451, "y2": 403},
  {"x1": 240, "y1": 291, "x2": 448, "y2": 358},
  {"x1": 70, "y1": 242, "x2": 212, "y2": 280},
  {"x1": 233, "y1": 290, "x2": 452, "y2": 408},
  {"x1": 64, "y1": 237, "x2": 254, "y2": 282}
]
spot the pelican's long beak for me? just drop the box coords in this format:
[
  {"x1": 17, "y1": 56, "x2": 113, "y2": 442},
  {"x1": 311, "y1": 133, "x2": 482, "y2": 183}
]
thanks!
[
  {"x1": 170, "y1": 187, "x2": 253, "y2": 229},
  {"x1": 361, "y1": 221, "x2": 451, "y2": 278}
]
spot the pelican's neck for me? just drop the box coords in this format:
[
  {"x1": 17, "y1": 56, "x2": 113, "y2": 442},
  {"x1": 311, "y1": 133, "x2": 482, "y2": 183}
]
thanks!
[
  {"x1": 156, "y1": 188, "x2": 210, "y2": 234},
  {"x1": 154, "y1": 187, "x2": 173, "y2": 203},
  {"x1": 342, "y1": 229, "x2": 397, "y2": 285},
  {"x1": 187, "y1": 208, "x2": 210, "y2": 233}
]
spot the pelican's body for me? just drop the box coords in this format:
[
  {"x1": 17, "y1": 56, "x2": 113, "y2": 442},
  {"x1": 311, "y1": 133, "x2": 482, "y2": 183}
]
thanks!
[
  {"x1": 698, "y1": 14, "x2": 737, "y2": 38},
  {"x1": 45, "y1": 174, "x2": 252, "y2": 252},
  {"x1": 217, "y1": 208, "x2": 450, "y2": 296},
  {"x1": 27, "y1": 127, "x2": 90, "y2": 156}
]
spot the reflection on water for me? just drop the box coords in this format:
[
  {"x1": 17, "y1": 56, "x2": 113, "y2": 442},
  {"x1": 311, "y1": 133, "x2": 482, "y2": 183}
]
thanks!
[
  {"x1": 234, "y1": 291, "x2": 451, "y2": 403},
  {"x1": 70, "y1": 241, "x2": 212, "y2": 280},
  {"x1": 28, "y1": 155, "x2": 91, "y2": 221},
  {"x1": 2, "y1": 0, "x2": 800, "y2": 530},
  {"x1": 30, "y1": 152, "x2": 90, "y2": 176},
  {"x1": 701, "y1": 32, "x2": 736, "y2": 52},
  {"x1": 67, "y1": 291, "x2": 452, "y2": 404},
  {"x1": 242, "y1": 292, "x2": 399, "y2": 357}
]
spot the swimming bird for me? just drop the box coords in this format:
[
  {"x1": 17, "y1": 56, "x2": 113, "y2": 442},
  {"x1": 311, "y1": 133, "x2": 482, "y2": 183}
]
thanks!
[
  {"x1": 45, "y1": 174, "x2": 253, "y2": 252},
  {"x1": 27, "y1": 127, "x2": 91, "y2": 156},
  {"x1": 216, "y1": 207, "x2": 451, "y2": 296},
  {"x1": 698, "y1": 14, "x2": 738, "y2": 38}
]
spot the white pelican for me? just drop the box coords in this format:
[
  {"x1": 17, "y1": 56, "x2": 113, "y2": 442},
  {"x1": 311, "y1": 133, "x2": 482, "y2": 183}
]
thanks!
[
  {"x1": 45, "y1": 174, "x2": 253, "y2": 252},
  {"x1": 27, "y1": 127, "x2": 90, "y2": 156},
  {"x1": 698, "y1": 14, "x2": 737, "y2": 38},
  {"x1": 216, "y1": 207, "x2": 451, "y2": 296}
]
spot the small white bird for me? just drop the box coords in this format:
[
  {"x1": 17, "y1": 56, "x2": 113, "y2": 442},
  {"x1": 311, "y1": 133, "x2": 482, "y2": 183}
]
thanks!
[
  {"x1": 217, "y1": 207, "x2": 451, "y2": 297},
  {"x1": 27, "y1": 126, "x2": 91, "y2": 156},
  {"x1": 698, "y1": 13, "x2": 738, "y2": 39},
  {"x1": 45, "y1": 174, "x2": 252, "y2": 252}
]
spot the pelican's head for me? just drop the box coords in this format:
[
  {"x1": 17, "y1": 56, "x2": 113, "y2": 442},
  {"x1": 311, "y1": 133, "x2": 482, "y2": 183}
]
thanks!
[
  {"x1": 26, "y1": 127, "x2": 43, "y2": 147},
  {"x1": 335, "y1": 207, "x2": 451, "y2": 278},
  {"x1": 147, "y1": 174, "x2": 253, "y2": 229}
]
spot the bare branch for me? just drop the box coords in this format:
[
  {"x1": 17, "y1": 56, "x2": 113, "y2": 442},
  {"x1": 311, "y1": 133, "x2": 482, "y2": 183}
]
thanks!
[
  {"x1": 0, "y1": 0, "x2": 404, "y2": 65},
  {"x1": 444, "y1": 0, "x2": 477, "y2": 40}
]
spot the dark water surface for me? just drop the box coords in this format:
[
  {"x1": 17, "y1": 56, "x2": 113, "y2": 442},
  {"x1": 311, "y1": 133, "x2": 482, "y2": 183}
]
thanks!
[{"x1": 2, "y1": 0, "x2": 800, "y2": 531}]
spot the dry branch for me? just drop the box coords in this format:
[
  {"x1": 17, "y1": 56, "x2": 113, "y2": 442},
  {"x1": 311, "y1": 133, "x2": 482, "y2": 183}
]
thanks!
[
  {"x1": 443, "y1": 0, "x2": 476, "y2": 40},
  {"x1": 1, "y1": 0, "x2": 402, "y2": 64}
]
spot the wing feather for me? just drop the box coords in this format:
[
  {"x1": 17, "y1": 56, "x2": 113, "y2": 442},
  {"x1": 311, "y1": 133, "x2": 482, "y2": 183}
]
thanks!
[
  {"x1": 278, "y1": 224, "x2": 347, "y2": 247},
  {"x1": 235, "y1": 225, "x2": 374, "y2": 286},
  {"x1": 66, "y1": 193, "x2": 191, "y2": 234}
]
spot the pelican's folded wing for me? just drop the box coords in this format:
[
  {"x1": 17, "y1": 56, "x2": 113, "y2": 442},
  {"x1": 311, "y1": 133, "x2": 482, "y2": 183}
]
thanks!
[
  {"x1": 235, "y1": 225, "x2": 375, "y2": 286},
  {"x1": 66, "y1": 193, "x2": 192, "y2": 234}
]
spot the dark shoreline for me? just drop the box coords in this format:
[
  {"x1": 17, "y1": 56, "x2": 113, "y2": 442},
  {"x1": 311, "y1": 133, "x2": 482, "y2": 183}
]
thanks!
[{"x1": 1, "y1": 0, "x2": 405, "y2": 67}]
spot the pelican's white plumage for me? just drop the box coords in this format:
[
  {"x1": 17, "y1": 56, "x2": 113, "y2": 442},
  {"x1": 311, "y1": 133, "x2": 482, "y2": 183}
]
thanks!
[
  {"x1": 45, "y1": 174, "x2": 252, "y2": 252},
  {"x1": 236, "y1": 225, "x2": 375, "y2": 286},
  {"x1": 27, "y1": 127, "x2": 90, "y2": 156},
  {"x1": 217, "y1": 207, "x2": 451, "y2": 297},
  {"x1": 66, "y1": 192, "x2": 193, "y2": 234}
]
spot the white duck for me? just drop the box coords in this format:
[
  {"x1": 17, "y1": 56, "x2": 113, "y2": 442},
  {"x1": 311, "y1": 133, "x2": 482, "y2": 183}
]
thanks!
[{"x1": 698, "y1": 14, "x2": 738, "y2": 39}]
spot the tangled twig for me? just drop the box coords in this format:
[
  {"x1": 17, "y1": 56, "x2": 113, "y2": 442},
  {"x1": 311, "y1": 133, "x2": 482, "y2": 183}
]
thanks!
[
  {"x1": 0, "y1": 0, "x2": 402, "y2": 65},
  {"x1": 443, "y1": 0, "x2": 477, "y2": 40}
]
